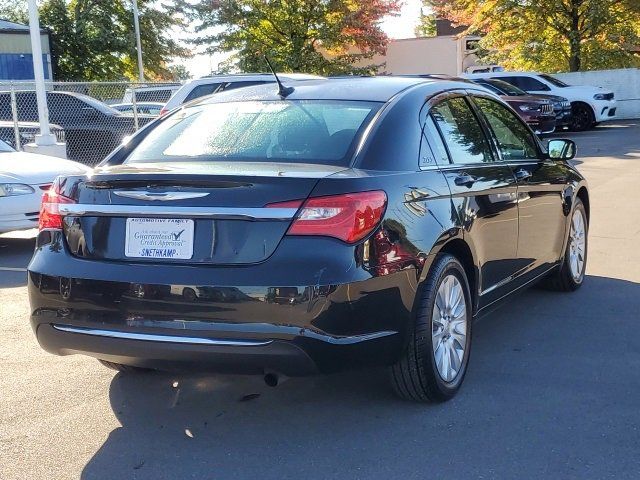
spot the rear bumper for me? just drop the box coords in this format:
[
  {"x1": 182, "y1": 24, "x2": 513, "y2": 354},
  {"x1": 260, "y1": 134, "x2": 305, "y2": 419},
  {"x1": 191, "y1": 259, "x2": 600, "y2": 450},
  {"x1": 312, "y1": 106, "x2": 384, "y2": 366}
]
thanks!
[{"x1": 28, "y1": 232, "x2": 420, "y2": 375}]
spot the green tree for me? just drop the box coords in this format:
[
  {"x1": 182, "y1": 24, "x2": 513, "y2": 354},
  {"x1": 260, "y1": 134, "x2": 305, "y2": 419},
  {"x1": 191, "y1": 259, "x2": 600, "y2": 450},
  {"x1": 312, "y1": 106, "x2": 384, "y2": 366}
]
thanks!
[
  {"x1": 0, "y1": 0, "x2": 191, "y2": 80},
  {"x1": 167, "y1": 64, "x2": 192, "y2": 81},
  {"x1": 428, "y1": 0, "x2": 640, "y2": 72},
  {"x1": 415, "y1": 2, "x2": 437, "y2": 37},
  {"x1": 191, "y1": 0, "x2": 402, "y2": 75}
]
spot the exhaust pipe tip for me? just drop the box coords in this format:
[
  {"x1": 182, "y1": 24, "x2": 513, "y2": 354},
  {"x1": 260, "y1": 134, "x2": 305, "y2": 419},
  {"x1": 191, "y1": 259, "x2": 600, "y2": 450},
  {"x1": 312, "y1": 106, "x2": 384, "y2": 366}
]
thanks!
[{"x1": 264, "y1": 373, "x2": 279, "y2": 387}]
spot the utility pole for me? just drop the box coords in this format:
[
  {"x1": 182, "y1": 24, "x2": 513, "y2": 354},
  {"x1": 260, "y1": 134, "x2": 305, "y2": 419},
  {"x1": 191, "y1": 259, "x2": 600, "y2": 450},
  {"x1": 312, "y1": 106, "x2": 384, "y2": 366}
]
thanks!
[
  {"x1": 27, "y1": 0, "x2": 55, "y2": 146},
  {"x1": 132, "y1": 0, "x2": 144, "y2": 81}
]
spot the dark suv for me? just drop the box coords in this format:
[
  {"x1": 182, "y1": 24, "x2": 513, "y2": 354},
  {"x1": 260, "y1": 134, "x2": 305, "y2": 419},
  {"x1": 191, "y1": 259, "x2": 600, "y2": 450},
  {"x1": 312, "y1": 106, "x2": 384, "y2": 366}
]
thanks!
[{"x1": 0, "y1": 91, "x2": 155, "y2": 164}]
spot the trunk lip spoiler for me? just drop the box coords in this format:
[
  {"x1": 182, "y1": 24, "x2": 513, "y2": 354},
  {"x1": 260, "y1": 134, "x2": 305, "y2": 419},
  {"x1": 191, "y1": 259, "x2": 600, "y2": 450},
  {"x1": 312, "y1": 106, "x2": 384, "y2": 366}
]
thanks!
[{"x1": 58, "y1": 204, "x2": 299, "y2": 221}]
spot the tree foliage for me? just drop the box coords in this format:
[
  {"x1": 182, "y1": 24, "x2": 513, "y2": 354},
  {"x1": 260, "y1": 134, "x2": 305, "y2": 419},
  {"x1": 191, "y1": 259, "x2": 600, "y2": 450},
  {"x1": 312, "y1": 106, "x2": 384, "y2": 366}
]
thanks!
[
  {"x1": 0, "y1": 0, "x2": 191, "y2": 81},
  {"x1": 191, "y1": 0, "x2": 401, "y2": 75},
  {"x1": 428, "y1": 0, "x2": 640, "y2": 72},
  {"x1": 415, "y1": 2, "x2": 436, "y2": 37}
]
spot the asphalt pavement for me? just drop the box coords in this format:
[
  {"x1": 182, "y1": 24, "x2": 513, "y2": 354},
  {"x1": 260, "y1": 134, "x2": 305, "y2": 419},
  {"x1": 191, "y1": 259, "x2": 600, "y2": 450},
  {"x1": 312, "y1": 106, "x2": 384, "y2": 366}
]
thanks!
[{"x1": 1, "y1": 121, "x2": 639, "y2": 479}]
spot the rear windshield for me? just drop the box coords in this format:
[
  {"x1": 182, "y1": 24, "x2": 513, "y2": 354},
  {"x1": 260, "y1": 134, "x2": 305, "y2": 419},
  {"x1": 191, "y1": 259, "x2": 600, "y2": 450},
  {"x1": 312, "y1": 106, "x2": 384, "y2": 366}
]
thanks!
[{"x1": 126, "y1": 100, "x2": 381, "y2": 166}]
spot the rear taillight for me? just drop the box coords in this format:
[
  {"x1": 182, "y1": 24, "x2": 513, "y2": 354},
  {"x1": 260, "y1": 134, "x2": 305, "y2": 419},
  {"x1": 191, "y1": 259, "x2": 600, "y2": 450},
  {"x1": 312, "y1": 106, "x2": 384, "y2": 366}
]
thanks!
[
  {"x1": 159, "y1": 107, "x2": 168, "y2": 116},
  {"x1": 268, "y1": 191, "x2": 387, "y2": 243},
  {"x1": 39, "y1": 183, "x2": 75, "y2": 231}
]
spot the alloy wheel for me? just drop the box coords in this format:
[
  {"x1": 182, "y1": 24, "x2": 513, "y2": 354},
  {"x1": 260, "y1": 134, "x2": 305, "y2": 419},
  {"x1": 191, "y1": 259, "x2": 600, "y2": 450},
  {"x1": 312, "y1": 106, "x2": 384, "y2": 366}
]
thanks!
[
  {"x1": 431, "y1": 274, "x2": 468, "y2": 383},
  {"x1": 568, "y1": 208, "x2": 586, "y2": 281}
]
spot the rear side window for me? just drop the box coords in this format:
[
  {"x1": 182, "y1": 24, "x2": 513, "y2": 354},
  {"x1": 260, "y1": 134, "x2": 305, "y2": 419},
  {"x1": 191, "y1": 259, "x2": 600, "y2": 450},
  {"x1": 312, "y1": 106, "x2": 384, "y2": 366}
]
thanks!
[
  {"x1": 126, "y1": 100, "x2": 381, "y2": 167},
  {"x1": 184, "y1": 83, "x2": 222, "y2": 103},
  {"x1": 220, "y1": 81, "x2": 270, "y2": 92},
  {"x1": 430, "y1": 97, "x2": 493, "y2": 164},
  {"x1": 473, "y1": 97, "x2": 539, "y2": 160},
  {"x1": 496, "y1": 76, "x2": 550, "y2": 92}
]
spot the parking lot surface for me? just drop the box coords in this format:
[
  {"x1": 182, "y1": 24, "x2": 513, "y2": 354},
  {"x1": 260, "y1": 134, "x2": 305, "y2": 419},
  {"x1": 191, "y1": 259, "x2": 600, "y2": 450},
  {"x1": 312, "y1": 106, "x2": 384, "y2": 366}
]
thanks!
[{"x1": 1, "y1": 122, "x2": 639, "y2": 479}]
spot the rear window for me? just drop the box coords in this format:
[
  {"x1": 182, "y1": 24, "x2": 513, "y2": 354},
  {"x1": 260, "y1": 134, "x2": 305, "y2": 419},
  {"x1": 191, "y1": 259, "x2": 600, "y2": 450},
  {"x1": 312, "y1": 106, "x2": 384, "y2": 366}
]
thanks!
[{"x1": 126, "y1": 100, "x2": 381, "y2": 166}]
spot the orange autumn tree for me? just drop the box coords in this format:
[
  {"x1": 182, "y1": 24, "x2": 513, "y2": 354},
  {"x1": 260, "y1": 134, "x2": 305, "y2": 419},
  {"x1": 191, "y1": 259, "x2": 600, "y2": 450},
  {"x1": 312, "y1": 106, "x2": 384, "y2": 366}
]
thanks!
[{"x1": 427, "y1": 0, "x2": 640, "y2": 72}]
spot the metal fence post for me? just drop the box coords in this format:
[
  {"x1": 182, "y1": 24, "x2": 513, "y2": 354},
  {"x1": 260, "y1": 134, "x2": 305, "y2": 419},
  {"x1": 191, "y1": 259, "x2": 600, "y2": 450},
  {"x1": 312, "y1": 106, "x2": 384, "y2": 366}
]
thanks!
[
  {"x1": 9, "y1": 83, "x2": 21, "y2": 151},
  {"x1": 132, "y1": 87, "x2": 139, "y2": 131}
]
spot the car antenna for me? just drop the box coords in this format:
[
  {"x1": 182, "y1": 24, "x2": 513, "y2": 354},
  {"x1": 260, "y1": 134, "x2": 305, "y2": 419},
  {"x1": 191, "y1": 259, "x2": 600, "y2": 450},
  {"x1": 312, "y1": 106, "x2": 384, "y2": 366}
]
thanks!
[{"x1": 264, "y1": 55, "x2": 294, "y2": 98}]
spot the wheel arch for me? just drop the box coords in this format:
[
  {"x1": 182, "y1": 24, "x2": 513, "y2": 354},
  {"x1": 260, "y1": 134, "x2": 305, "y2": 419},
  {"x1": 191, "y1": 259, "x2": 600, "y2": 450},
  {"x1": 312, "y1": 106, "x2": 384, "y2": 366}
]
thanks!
[
  {"x1": 576, "y1": 186, "x2": 590, "y2": 222},
  {"x1": 437, "y1": 238, "x2": 479, "y2": 314}
]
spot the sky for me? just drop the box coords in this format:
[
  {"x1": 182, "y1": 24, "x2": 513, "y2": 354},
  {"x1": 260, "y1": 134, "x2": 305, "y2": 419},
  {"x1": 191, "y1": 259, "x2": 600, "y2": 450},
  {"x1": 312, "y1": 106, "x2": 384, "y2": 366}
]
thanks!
[{"x1": 180, "y1": 0, "x2": 424, "y2": 78}]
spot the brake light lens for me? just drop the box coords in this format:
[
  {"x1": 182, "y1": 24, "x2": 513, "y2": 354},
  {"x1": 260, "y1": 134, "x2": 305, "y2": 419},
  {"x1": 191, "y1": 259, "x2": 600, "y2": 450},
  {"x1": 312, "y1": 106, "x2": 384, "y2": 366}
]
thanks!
[
  {"x1": 269, "y1": 191, "x2": 387, "y2": 243},
  {"x1": 159, "y1": 107, "x2": 168, "y2": 116},
  {"x1": 39, "y1": 184, "x2": 75, "y2": 231}
]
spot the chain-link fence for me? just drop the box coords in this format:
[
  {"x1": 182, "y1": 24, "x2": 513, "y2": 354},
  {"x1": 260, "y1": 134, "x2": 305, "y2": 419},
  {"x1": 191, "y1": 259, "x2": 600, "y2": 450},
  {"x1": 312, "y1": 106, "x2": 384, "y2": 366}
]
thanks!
[{"x1": 0, "y1": 81, "x2": 182, "y2": 165}]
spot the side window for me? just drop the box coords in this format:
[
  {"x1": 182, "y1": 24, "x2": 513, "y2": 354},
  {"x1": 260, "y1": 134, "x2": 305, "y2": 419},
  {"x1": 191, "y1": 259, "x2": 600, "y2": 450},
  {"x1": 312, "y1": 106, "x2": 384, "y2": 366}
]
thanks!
[
  {"x1": 422, "y1": 116, "x2": 450, "y2": 166},
  {"x1": 221, "y1": 81, "x2": 269, "y2": 92},
  {"x1": 430, "y1": 97, "x2": 493, "y2": 164},
  {"x1": 473, "y1": 97, "x2": 539, "y2": 161},
  {"x1": 497, "y1": 76, "x2": 549, "y2": 92},
  {"x1": 184, "y1": 83, "x2": 222, "y2": 103},
  {"x1": 15, "y1": 93, "x2": 38, "y2": 121}
]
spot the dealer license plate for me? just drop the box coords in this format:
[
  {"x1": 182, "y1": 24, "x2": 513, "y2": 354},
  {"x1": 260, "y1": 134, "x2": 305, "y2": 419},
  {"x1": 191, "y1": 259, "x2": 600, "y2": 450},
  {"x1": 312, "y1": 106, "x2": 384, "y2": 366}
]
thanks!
[{"x1": 125, "y1": 218, "x2": 194, "y2": 260}]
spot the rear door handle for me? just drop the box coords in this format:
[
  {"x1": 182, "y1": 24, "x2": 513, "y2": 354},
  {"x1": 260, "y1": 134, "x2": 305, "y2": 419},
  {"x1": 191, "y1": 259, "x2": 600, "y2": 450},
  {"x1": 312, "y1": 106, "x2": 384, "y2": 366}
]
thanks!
[
  {"x1": 454, "y1": 173, "x2": 477, "y2": 187},
  {"x1": 514, "y1": 168, "x2": 532, "y2": 181}
]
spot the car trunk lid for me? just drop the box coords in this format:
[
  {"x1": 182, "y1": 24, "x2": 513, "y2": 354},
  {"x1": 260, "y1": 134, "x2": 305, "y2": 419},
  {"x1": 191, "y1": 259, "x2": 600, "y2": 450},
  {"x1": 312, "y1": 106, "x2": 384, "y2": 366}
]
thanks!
[{"x1": 63, "y1": 161, "x2": 345, "y2": 264}]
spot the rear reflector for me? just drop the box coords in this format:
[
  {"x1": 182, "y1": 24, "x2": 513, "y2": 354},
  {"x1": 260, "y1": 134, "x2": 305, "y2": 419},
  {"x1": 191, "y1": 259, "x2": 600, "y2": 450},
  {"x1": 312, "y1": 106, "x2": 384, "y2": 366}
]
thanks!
[
  {"x1": 268, "y1": 191, "x2": 387, "y2": 243},
  {"x1": 39, "y1": 182, "x2": 75, "y2": 231}
]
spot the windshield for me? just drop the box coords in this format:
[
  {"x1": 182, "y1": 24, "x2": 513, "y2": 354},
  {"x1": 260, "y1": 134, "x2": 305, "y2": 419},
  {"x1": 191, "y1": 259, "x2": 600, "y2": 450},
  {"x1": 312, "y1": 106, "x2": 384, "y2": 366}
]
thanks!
[
  {"x1": 485, "y1": 79, "x2": 527, "y2": 96},
  {"x1": 540, "y1": 74, "x2": 569, "y2": 88},
  {"x1": 0, "y1": 140, "x2": 14, "y2": 152},
  {"x1": 126, "y1": 100, "x2": 381, "y2": 167}
]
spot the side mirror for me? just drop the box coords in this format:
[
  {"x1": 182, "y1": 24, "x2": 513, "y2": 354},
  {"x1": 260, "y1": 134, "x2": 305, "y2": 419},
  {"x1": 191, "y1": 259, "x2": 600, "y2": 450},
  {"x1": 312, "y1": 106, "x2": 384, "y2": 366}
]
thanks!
[{"x1": 547, "y1": 139, "x2": 576, "y2": 161}]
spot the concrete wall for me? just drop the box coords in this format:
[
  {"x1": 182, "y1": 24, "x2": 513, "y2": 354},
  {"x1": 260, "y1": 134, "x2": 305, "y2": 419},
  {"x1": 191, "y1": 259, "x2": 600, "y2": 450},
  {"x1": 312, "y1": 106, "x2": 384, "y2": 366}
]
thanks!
[{"x1": 554, "y1": 68, "x2": 640, "y2": 120}]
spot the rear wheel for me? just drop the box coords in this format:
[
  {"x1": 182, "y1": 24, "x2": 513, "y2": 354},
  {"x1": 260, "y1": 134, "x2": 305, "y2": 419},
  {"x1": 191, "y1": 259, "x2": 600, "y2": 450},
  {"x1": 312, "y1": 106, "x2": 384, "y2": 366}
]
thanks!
[
  {"x1": 98, "y1": 360, "x2": 152, "y2": 373},
  {"x1": 570, "y1": 103, "x2": 595, "y2": 132},
  {"x1": 544, "y1": 198, "x2": 588, "y2": 291},
  {"x1": 391, "y1": 254, "x2": 472, "y2": 402}
]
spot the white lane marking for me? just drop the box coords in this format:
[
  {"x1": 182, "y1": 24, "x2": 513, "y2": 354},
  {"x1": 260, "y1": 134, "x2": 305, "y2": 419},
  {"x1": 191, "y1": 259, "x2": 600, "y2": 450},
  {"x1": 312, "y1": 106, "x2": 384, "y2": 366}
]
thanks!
[{"x1": 0, "y1": 267, "x2": 27, "y2": 272}]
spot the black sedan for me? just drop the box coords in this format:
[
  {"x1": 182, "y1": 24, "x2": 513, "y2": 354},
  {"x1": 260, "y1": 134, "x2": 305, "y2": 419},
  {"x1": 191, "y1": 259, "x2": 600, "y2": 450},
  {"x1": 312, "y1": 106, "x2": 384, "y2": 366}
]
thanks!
[{"x1": 28, "y1": 77, "x2": 589, "y2": 402}]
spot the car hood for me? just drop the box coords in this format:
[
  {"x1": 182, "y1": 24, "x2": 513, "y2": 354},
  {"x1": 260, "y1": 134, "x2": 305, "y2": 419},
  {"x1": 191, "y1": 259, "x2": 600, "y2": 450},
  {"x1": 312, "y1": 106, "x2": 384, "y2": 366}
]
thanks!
[
  {"x1": 556, "y1": 85, "x2": 614, "y2": 97},
  {"x1": 0, "y1": 152, "x2": 91, "y2": 185},
  {"x1": 527, "y1": 94, "x2": 569, "y2": 103},
  {"x1": 504, "y1": 95, "x2": 550, "y2": 105}
]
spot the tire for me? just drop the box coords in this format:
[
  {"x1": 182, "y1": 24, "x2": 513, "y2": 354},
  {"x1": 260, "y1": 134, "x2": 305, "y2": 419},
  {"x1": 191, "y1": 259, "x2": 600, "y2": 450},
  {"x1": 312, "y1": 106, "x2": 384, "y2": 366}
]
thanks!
[
  {"x1": 182, "y1": 287, "x2": 197, "y2": 302},
  {"x1": 98, "y1": 359, "x2": 152, "y2": 373},
  {"x1": 570, "y1": 103, "x2": 595, "y2": 132},
  {"x1": 391, "y1": 254, "x2": 473, "y2": 402},
  {"x1": 543, "y1": 198, "x2": 588, "y2": 292}
]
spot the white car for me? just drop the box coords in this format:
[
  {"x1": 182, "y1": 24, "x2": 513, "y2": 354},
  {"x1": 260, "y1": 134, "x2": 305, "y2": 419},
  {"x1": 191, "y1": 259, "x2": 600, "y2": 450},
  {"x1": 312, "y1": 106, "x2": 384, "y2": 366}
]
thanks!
[
  {"x1": 0, "y1": 140, "x2": 91, "y2": 234},
  {"x1": 160, "y1": 73, "x2": 323, "y2": 115},
  {"x1": 465, "y1": 71, "x2": 617, "y2": 131}
]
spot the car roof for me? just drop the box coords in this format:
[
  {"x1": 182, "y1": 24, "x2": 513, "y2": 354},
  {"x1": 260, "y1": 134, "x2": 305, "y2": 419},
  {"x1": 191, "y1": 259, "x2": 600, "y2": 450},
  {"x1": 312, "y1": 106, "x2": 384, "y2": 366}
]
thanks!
[
  {"x1": 465, "y1": 71, "x2": 541, "y2": 79},
  {"x1": 198, "y1": 76, "x2": 477, "y2": 104},
  {"x1": 187, "y1": 73, "x2": 322, "y2": 86}
]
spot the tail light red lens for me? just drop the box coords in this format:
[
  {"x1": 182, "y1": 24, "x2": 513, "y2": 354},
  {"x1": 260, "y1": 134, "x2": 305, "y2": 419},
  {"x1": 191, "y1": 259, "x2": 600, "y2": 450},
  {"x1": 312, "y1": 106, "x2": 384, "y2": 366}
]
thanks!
[
  {"x1": 269, "y1": 191, "x2": 387, "y2": 243},
  {"x1": 159, "y1": 107, "x2": 168, "y2": 116},
  {"x1": 39, "y1": 184, "x2": 75, "y2": 231}
]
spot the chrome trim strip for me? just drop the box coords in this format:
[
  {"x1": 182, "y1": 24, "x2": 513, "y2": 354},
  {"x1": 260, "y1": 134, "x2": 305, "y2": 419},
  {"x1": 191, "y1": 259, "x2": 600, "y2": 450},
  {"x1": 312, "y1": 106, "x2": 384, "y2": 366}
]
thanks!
[
  {"x1": 52, "y1": 324, "x2": 272, "y2": 346},
  {"x1": 58, "y1": 204, "x2": 298, "y2": 221},
  {"x1": 113, "y1": 191, "x2": 210, "y2": 201}
]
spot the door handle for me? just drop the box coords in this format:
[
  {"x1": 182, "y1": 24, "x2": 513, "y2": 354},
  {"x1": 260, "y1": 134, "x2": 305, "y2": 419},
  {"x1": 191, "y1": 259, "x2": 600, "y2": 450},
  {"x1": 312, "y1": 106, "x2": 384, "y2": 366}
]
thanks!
[
  {"x1": 514, "y1": 168, "x2": 532, "y2": 181},
  {"x1": 454, "y1": 173, "x2": 477, "y2": 187}
]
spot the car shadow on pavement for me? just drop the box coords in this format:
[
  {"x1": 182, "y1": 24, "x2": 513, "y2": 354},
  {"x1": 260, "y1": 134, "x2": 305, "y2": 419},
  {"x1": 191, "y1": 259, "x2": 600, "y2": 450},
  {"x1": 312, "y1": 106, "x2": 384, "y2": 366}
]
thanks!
[
  {"x1": 81, "y1": 275, "x2": 640, "y2": 480},
  {"x1": 0, "y1": 237, "x2": 35, "y2": 288}
]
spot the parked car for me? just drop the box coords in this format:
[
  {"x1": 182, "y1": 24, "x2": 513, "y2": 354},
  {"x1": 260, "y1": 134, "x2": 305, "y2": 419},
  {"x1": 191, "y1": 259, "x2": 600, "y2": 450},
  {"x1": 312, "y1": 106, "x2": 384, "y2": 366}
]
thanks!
[
  {"x1": 465, "y1": 71, "x2": 616, "y2": 131},
  {"x1": 28, "y1": 77, "x2": 589, "y2": 402},
  {"x1": 0, "y1": 139, "x2": 90, "y2": 234},
  {"x1": 111, "y1": 102, "x2": 164, "y2": 116},
  {"x1": 122, "y1": 84, "x2": 181, "y2": 104},
  {"x1": 469, "y1": 78, "x2": 572, "y2": 131},
  {"x1": 160, "y1": 73, "x2": 323, "y2": 115},
  {"x1": 0, "y1": 120, "x2": 65, "y2": 150},
  {"x1": 0, "y1": 91, "x2": 156, "y2": 164}
]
